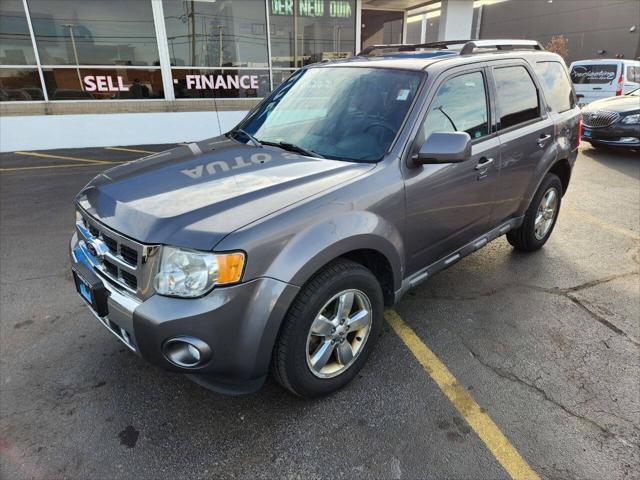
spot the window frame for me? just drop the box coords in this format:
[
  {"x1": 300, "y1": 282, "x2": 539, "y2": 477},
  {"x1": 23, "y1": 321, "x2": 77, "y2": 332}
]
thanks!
[
  {"x1": 0, "y1": 0, "x2": 48, "y2": 101},
  {"x1": 412, "y1": 64, "x2": 495, "y2": 153},
  {"x1": 487, "y1": 60, "x2": 546, "y2": 134}
]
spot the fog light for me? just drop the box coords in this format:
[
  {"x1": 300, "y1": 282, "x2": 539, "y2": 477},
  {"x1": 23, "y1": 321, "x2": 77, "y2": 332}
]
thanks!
[
  {"x1": 162, "y1": 336, "x2": 211, "y2": 368},
  {"x1": 619, "y1": 137, "x2": 639, "y2": 143}
]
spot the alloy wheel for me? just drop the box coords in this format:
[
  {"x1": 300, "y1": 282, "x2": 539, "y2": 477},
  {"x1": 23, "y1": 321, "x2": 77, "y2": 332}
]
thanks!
[
  {"x1": 534, "y1": 187, "x2": 559, "y2": 240},
  {"x1": 305, "y1": 289, "x2": 373, "y2": 379}
]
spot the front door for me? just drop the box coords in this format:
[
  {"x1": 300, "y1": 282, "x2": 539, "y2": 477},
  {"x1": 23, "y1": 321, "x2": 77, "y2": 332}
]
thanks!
[{"x1": 403, "y1": 68, "x2": 500, "y2": 275}]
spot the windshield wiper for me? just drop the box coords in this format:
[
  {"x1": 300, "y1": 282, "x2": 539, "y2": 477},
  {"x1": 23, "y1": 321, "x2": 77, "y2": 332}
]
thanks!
[
  {"x1": 261, "y1": 140, "x2": 324, "y2": 159},
  {"x1": 228, "y1": 128, "x2": 262, "y2": 148}
]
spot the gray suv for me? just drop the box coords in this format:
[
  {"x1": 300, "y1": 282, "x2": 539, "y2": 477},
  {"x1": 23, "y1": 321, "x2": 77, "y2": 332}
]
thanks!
[{"x1": 70, "y1": 40, "x2": 581, "y2": 398}]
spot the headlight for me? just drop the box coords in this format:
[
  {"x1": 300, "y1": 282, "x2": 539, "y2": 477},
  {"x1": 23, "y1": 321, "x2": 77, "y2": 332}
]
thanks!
[
  {"x1": 154, "y1": 246, "x2": 245, "y2": 298},
  {"x1": 621, "y1": 114, "x2": 640, "y2": 124}
]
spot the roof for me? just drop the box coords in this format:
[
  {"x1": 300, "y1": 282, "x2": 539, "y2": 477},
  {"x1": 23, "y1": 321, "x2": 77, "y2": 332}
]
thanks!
[{"x1": 313, "y1": 39, "x2": 555, "y2": 71}]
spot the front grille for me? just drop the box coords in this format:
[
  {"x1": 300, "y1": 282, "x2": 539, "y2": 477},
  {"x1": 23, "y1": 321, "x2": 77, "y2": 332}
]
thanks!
[
  {"x1": 104, "y1": 260, "x2": 118, "y2": 278},
  {"x1": 121, "y1": 270, "x2": 138, "y2": 289},
  {"x1": 120, "y1": 244, "x2": 138, "y2": 266},
  {"x1": 583, "y1": 110, "x2": 620, "y2": 128},
  {"x1": 102, "y1": 234, "x2": 118, "y2": 254},
  {"x1": 76, "y1": 208, "x2": 159, "y2": 298}
]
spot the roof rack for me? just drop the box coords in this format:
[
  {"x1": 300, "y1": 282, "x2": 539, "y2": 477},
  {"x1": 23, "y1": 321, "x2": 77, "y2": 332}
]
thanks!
[
  {"x1": 459, "y1": 39, "x2": 544, "y2": 55},
  {"x1": 358, "y1": 40, "x2": 471, "y2": 56},
  {"x1": 357, "y1": 39, "x2": 544, "y2": 57}
]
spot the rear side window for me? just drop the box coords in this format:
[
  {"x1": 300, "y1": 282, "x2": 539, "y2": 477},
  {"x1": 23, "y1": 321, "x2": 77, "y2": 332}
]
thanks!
[
  {"x1": 493, "y1": 66, "x2": 540, "y2": 130},
  {"x1": 534, "y1": 61, "x2": 574, "y2": 113},
  {"x1": 627, "y1": 66, "x2": 640, "y2": 83},
  {"x1": 570, "y1": 64, "x2": 618, "y2": 84},
  {"x1": 421, "y1": 71, "x2": 489, "y2": 141}
]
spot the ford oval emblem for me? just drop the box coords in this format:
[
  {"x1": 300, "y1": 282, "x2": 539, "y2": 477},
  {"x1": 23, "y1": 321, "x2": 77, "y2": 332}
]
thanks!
[{"x1": 88, "y1": 238, "x2": 109, "y2": 260}]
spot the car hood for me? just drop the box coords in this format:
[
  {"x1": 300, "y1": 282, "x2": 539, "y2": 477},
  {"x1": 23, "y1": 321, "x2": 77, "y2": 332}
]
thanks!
[
  {"x1": 77, "y1": 137, "x2": 374, "y2": 250},
  {"x1": 583, "y1": 95, "x2": 640, "y2": 113}
]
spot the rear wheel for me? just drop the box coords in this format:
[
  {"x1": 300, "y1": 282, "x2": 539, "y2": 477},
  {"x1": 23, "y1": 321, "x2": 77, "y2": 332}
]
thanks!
[
  {"x1": 507, "y1": 173, "x2": 562, "y2": 251},
  {"x1": 272, "y1": 259, "x2": 383, "y2": 398}
]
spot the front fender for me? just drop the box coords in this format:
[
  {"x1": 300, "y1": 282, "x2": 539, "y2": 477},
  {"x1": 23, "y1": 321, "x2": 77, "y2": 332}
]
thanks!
[{"x1": 266, "y1": 211, "x2": 404, "y2": 291}]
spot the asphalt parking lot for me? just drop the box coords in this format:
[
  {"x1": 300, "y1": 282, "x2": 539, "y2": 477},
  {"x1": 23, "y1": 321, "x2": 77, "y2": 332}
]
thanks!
[{"x1": 1, "y1": 143, "x2": 638, "y2": 480}]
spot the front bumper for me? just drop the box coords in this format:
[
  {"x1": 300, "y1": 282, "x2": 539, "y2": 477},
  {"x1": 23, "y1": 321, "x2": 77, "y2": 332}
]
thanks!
[
  {"x1": 582, "y1": 122, "x2": 640, "y2": 148},
  {"x1": 70, "y1": 233, "x2": 300, "y2": 394}
]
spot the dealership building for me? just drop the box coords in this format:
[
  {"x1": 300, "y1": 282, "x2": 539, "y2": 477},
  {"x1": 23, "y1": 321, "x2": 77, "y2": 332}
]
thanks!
[{"x1": 1, "y1": 0, "x2": 638, "y2": 152}]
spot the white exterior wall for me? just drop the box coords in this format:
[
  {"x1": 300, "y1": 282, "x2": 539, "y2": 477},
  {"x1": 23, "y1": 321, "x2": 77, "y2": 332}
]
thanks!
[
  {"x1": 0, "y1": 111, "x2": 248, "y2": 152},
  {"x1": 438, "y1": 0, "x2": 474, "y2": 41}
]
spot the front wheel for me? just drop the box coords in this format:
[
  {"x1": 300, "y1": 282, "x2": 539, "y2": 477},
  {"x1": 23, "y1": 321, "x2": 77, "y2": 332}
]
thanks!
[
  {"x1": 272, "y1": 259, "x2": 383, "y2": 398},
  {"x1": 507, "y1": 173, "x2": 562, "y2": 251}
]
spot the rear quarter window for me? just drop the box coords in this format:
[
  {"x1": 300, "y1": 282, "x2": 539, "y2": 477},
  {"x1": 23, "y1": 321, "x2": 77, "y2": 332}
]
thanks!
[
  {"x1": 570, "y1": 64, "x2": 618, "y2": 84},
  {"x1": 534, "y1": 61, "x2": 574, "y2": 113}
]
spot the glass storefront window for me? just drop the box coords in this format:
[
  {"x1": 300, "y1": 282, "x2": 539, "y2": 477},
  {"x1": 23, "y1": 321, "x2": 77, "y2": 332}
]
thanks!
[
  {"x1": 172, "y1": 68, "x2": 270, "y2": 99},
  {"x1": 0, "y1": 68, "x2": 44, "y2": 100},
  {"x1": 1, "y1": 0, "x2": 360, "y2": 102},
  {"x1": 42, "y1": 68, "x2": 164, "y2": 100},
  {"x1": 163, "y1": 0, "x2": 268, "y2": 68},
  {"x1": 272, "y1": 69, "x2": 295, "y2": 88},
  {"x1": 270, "y1": 0, "x2": 355, "y2": 68},
  {"x1": 28, "y1": 0, "x2": 160, "y2": 66},
  {"x1": 361, "y1": 9, "x2": 403, "y2": 51},
  {"x1": 406, "y1": 17, "x2": 421, "y2": 44},
  {"x1": 1, "y1": 0, "x2": 36, "y2": 65}
]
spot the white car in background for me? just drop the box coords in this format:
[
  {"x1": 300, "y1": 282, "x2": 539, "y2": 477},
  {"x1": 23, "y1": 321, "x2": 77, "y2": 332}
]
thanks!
[{"x1": 569, "y1": 59, "x2": 640, "y2": 107}]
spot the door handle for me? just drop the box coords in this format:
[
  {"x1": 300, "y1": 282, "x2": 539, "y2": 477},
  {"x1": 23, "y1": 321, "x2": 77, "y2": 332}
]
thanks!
[
  {"x1": 537, "y1": 134, "x2": 552, "y2": 147},
  {"x1": 475, "y1": 157, "x2": 494, "y2": 170}
]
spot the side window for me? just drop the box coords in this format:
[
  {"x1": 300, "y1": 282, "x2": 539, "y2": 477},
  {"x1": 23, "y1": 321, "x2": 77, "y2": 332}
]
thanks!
[
  {"x1": 493, "y1": 66, "x2": 540, "y2": 130},
  {"x1": 534, "y1": 61, "x2": 574, "y2": 113},
  {"x1": 421, "y1": 71, "x2": 489, "y2": 141},
  {"x1": 627, "y1": 66, "x2": 640, "y2": 83}
]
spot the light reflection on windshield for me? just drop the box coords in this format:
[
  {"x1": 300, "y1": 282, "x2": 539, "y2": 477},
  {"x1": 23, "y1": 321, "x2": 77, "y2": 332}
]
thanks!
[{"x1": 237, "y1": 67, "x2": 423, "y2": 162}]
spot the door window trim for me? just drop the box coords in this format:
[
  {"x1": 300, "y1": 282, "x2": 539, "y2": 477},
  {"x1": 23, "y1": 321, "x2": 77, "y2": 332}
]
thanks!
[
  {"x1": 488, "y1": 61, "x2": 547, "y2": 134},
  {"x1": 412, "y1": 66, "x2": 495, "y2": 153}
]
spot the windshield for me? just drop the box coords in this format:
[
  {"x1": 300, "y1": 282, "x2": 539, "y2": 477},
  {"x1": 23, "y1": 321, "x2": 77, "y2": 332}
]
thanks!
[{"x1": 237, "y1": 67, "x2": 423, "y2": 162}]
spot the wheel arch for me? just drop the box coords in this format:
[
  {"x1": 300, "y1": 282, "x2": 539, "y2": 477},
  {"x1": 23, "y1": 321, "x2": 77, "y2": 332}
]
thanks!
[
  {"x1": 335, "y1": 249, "x2": 396, "y2": 306},
  {"x1": 548, "y1": 158, "x2": 572, "y2": 196},
  {"x1": 264, "y1": 211, "x2": 404, "y2": 305}
]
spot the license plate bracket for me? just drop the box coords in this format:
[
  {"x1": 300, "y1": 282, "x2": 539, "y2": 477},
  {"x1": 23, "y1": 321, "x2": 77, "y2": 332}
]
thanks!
[{"x1": 73, "y1": 268, "x2": 109, "y2": 317}]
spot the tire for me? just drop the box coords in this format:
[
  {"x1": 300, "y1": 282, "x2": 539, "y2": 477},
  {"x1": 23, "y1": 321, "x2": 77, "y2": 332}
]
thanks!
[
  {"x1": 272, "y1": 259, "x2": 384, "y2": 398},
  {"x1": 507, "y1": 173, "x2": 563, "y2": 252}
]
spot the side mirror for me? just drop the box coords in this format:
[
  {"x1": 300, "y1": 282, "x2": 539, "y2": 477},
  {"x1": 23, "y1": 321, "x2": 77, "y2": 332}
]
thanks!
[{"x1": 410, "y1": 131, "x2": 472, "y2": 166}]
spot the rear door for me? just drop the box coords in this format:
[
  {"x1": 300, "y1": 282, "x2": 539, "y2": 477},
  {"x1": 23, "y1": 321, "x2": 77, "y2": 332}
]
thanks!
[
  {"x1": 569, "y1": 61, "x2": 620, "y2": 106},
  {"x1": 488, "y1": 61, "x2": 556, "y2": 224}
]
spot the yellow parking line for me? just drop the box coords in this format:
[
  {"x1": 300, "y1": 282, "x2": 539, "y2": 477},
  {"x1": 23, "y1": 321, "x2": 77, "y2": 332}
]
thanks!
[
  {"x1": 105, "y1": 146, "x2": 155, "y2": 154},
  {"x1": 15, "y1": 151, "x2": 112, "y2": 165},
  {"x1": 0, "y1": 162, "x2": 122, "y2": 172},
  {"x1": 563, "y1": 206, "x2": 640, "y2": 241},
  {"x1": 385, "y1": 310, "x2": 540, "y2": 480}
]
